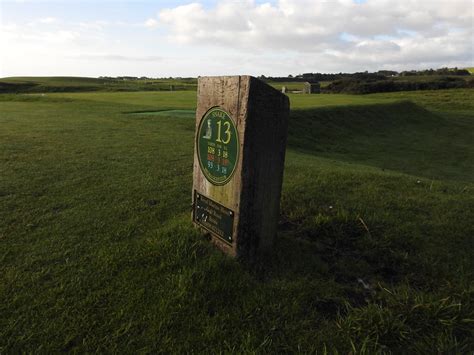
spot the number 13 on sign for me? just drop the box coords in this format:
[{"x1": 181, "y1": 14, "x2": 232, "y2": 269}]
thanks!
[{"x1": 216, "y1": 120, "x2": 231, "y2": 144}]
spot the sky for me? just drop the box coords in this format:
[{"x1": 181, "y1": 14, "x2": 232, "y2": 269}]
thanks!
[{"x1": 0, "y1": 0, "x2": 472, "y2": 77}]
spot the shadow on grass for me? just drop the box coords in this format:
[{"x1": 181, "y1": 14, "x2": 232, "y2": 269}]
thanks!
[
  {"x1": 287, "y1": 101, "x2": 472, "y2": 182},
  {"x1": 249, "y1": 212, "x2": 420, "y2": 287},
  {"x1": 237, "y1": 101, "x2": 467, "y2": 291}
]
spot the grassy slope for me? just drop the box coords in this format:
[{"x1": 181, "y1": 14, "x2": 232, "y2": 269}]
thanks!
[
  {"x1": 0, "y1": 77, "x2": 197, "y2": 93},
  {"x1": 0, "y1": 89, "x2": 473, "y2": 353},
  {"x1": 2, "y1": 76, "x2": 470, "y2": 94},
  {"x1": 266, "y1": 81, "x2": 305, "y2": 91},
  {"x1": 2, "y1": 77, "x2": 307, "y2": 93},
  {"x1": 266, "y1": 81, "x2": 340, "y2": 91}
]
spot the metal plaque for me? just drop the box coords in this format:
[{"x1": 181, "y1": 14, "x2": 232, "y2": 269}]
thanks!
[
  {"x1": 197, "y1": 107, "x2": 239, "y2": 186},
  {"x1": 193, "y1": 191, "x2": 234, "y2": 243}
]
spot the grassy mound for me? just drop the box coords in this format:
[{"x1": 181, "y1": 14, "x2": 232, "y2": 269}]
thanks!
[{"x1": 288, "y1": 101, "x2": 473, "y2": 181}]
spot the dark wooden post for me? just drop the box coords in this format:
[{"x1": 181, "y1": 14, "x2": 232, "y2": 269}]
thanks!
[{"x1": 192, "y1": 76, "x2": 289, "y2": 261}]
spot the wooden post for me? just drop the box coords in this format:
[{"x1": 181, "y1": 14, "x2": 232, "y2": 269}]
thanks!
[{"x1": 192, "y1": 76, "x2": 289, "y2": 261}]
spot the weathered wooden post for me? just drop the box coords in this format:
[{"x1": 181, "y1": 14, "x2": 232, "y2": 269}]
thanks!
[{"x1": 192, "y1": 76, "x2": 289, "y2": 261}]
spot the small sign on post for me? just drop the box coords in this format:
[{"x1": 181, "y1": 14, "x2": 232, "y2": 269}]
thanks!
[{"x1": 192, "y1": 76, "x2": 289, "y2": 261}]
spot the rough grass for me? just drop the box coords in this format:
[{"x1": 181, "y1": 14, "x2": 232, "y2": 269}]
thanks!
[{"x1": 0, "y1": 88, "x2": 473, "y2": 353}]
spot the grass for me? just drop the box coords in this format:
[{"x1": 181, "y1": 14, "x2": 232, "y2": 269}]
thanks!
[
  {"x1": 3, "y1": 76, "x2": 469, "y2": 95},
  {"x1": 0, "y1": 76, "x2": 197, "y2": 93},
  {"x1": 1, "y1": 88, "x2": 473, "y2": 352},
  {"x1": 265, "y1": 81, "x2": 343, "y2": 91},
  {"x1": 2, "y1": 77, "x2": 311, "y2": 94}
]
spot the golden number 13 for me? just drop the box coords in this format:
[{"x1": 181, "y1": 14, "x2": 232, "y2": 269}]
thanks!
[{"x1": 216, "y1": 120, "x2": 232, "y2": 144}]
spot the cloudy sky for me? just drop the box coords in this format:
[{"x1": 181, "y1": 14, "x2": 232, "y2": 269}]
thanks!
[{"x1": 1, "y1": 0, "x2": 472, "y2": 77}]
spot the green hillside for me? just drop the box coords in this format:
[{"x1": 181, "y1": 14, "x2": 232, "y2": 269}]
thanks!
[
  {"x1": 0, "y1": 88, "x2": 473, "y2": 353},
  {"x1": 0, "y1": 76, "x2": 197, "y2": 93},
  {"x1": 2, "y1": 75, "x2": 471, "y2": 95}
]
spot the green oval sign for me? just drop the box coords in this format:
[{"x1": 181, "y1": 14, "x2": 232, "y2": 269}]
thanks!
[{"x1": 197, "y1": 107, "x2": 239, "y2": 185}]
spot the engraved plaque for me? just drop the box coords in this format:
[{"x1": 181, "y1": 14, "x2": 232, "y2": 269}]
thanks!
[{"x1": 193, "y1": 191, "x2": 234, "y2": 243}]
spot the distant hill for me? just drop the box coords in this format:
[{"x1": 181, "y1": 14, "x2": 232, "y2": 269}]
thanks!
[
  {"x1": 2, "y1": 73, "x2": 473, "y2": 95},
  {"x1": 323, "y1": 75, "x2": 474, "y2": 94},
  {"x1": 0, "y1": 76, "x2": 197, "y2": 94}
]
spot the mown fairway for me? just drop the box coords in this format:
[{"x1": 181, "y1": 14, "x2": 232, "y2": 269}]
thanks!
[{"x1": 1, "y1": 89, "x2": 473, "y2": 352}]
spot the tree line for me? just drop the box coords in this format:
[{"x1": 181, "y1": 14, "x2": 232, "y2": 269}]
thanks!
[{"x1": 262, "y1": 67, "x2": 471, "y2": 82}]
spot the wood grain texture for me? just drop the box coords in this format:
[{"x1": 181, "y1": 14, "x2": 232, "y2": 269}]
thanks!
[{"x1": 192, "y1": 76, "x2": 289, "y2": 261}]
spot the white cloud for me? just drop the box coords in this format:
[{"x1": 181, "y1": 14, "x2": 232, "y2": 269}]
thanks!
[
  {"x1": 0, "y1": 15, "x2": 177, "y2": 77},
  {"x1": 70, "y1": 53, "x2": 164, "y2": 62},
  {"x1": 157, "y1": 0, "x2": 474, "y2": 72},
  {"x1": 144, "y1": 18, "x2": 159, "y2": 28},
  {"x1": 38, "y1": 17, "x2": 57, "y2": 24},
  {"x1": 1, "y1": 18, "x2": 116, "y2": 77},
  {"x1": 1, "y1": 0, "x2": 472, "y2": 77}
]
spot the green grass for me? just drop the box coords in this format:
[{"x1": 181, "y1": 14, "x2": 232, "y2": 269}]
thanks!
[
  {"x1": 266, "y1": 81, "x2": 305, "y2": 91},
  {"x1": 0, "y1": 76, "x2": 197, "y2": 93},
  {"x1": 1, "y1": 88, "x2": 473, "y2": 352},
  {"x1": 2, "y1": 77, "x2": 306, "y2": 94},
  {"x1": 266, "y1": 81, "x2": 332, "y2": 91}
]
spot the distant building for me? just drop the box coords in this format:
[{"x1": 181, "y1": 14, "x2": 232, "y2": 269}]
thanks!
[{"x1": 303, "y1": 82, "x2": 320, "y2": 94}]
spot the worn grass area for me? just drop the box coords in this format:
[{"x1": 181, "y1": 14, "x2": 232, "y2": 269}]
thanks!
[{"x1": 1, "y1": 89, "x2": 473, "y2": 353}]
